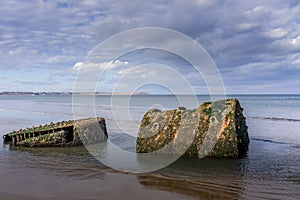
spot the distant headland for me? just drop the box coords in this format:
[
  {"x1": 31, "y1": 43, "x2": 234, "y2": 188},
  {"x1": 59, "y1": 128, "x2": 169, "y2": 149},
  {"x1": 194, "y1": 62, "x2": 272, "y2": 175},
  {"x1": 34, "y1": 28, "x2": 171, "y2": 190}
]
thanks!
[{"x1": 0, "y1": 92, "x2": 149, "y2": 96}]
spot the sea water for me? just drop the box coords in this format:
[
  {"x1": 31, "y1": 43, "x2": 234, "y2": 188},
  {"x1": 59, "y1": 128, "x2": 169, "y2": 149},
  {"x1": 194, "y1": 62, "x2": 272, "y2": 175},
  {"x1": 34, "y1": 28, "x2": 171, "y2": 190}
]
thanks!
[{"x1": 0, "y1": 95, "x2": 299, "y2": 199}]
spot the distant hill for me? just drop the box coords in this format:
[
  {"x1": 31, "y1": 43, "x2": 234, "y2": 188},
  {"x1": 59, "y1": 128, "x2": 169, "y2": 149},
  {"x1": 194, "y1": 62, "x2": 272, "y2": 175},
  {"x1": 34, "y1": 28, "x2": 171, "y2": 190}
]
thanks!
[{"x1": 0, "y1": 91, "x2": 149, "y2": 96}]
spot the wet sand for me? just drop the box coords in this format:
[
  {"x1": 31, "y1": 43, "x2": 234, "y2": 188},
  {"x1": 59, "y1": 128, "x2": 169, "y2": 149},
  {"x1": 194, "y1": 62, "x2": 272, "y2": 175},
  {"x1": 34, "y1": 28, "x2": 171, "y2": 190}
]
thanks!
[
  {"x1": 1, "y1": 142, "x2": 192, "y2": 200},
  {"x1": 0, "y1": 193, "x2": 49, "y2": 200},
  {"x1": 0, "y1": 166, "x2": 191, "y2": 200}
]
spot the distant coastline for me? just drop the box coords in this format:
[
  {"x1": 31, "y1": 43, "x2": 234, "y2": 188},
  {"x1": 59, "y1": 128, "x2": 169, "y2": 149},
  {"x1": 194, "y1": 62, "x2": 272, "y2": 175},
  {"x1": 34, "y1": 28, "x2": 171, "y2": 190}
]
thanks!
[{"x1": 0, "y1": 92, "x2": 150, "y2": 96}]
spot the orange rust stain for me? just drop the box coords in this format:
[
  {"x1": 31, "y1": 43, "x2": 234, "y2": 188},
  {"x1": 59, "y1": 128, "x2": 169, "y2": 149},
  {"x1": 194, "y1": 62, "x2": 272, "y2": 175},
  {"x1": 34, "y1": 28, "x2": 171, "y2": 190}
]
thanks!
[
  {"x1": 218, "y1": 115, "x2": 230, "y2": 137},
  {"x1": 173, "y1": 130, "x2": 178, "y2": 140},
  {"x1": 154, "y1": 134, "x2": 161, "y2": 141},
  {"x1": 223, "y1": 116, "x2": 229, "y2": 127}
]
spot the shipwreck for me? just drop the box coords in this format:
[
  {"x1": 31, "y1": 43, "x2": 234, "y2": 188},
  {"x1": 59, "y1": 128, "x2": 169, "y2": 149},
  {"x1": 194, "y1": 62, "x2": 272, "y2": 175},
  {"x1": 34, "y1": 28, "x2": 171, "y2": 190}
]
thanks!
[
  {"x1": 136, "y1": 99, "x2": 250, "y2": 158},
  {"x1": 3, "y1": 99, "x2": 249, "y2": 158},
  {"x1": 2, "y1": 117, "x2": 108, "y2": 147}
]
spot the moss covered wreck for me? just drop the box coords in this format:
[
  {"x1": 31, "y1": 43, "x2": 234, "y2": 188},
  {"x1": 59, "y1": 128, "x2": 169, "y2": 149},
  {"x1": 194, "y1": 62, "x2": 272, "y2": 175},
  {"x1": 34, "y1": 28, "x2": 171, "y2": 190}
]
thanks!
[
  {"x1": 3, "y1": 117, "x2": 108, "y2": 147},
  {"x1": 136, "y1": 99, "x2": 249, "y2": 158}
]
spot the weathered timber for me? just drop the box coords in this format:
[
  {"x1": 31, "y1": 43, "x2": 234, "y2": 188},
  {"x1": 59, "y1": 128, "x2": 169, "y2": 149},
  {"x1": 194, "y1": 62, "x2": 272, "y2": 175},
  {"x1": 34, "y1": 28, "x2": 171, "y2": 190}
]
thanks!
[
  {"x1": 3, "y1": 117, "x2": 108, "y2": 147},
  {"x1": 136, "y1": 99, "x2": 249, "y2": 158}
]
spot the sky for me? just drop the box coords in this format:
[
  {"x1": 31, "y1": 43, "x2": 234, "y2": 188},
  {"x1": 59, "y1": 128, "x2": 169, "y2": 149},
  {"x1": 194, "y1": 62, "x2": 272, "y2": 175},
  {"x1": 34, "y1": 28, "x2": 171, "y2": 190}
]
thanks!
[{"x1": 0, "y1": 0, "x2": 300, "y2": 94}]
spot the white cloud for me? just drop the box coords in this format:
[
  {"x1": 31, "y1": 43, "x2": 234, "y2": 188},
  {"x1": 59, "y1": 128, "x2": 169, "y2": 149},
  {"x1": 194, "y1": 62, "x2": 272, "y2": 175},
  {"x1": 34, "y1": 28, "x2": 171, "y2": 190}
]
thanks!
[
  {"x1": 73, "y1": 60, "x2": 129, "y2": 71},
  {"x1": 244, "y1": 5, "x2": 265, "y2": 17},
  {"x1": 266, "y1": 28, "x2": 288, "y2": 38},
  {"x1": 235, "y1": 23, "x2": 258, "y2": 32},
  {"x1": 47, "y1": 55, "x2": 76, "y2": 64},
  {"x1": 195, "y1": 0, "x2": 216, "y2": 7},
  {"x1": 73, "y1": 62, "x2": 84, "y2": 70},
  {"x1": 290, "y1": 35, "x2": 300, "y2": 47}
]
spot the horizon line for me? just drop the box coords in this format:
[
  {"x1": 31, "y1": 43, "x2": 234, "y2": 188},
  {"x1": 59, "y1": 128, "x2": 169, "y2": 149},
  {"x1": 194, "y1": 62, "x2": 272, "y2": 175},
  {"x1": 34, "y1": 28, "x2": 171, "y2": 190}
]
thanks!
[{"x1": 1, "y1": 91, "x2": 300, "y2": 95}]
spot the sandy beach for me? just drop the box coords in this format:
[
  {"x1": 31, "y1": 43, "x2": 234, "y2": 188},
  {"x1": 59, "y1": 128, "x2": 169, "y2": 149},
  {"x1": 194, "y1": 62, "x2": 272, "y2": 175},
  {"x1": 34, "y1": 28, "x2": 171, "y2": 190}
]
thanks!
[{"x1": 0, "y1": 164, "x2": 191, "y2": 200}]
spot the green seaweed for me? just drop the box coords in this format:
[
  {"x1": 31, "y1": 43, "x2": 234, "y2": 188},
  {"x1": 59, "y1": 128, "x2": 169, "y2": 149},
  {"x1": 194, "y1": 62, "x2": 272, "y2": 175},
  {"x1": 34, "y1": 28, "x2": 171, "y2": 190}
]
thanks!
[{"x1": 136, "y1": 99, "x2": 249, "y2": 158}]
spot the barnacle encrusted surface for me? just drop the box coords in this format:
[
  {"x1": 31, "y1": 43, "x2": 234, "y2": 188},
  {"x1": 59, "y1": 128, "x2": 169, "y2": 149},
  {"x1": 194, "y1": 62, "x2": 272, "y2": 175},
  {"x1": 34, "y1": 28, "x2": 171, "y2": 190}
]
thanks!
[{"x1": 136, "y1": 99, "x2": 249, "y2": 158}]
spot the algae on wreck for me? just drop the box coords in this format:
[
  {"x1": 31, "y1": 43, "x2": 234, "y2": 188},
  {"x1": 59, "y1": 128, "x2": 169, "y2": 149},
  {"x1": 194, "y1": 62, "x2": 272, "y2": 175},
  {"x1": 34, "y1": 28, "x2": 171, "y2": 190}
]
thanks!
[
  {"x1": 136, "y1": 99, "x2": 249, "y2": 158},
  {"x1": 3, "y1": 117, "x2": 108, "y2": 147}
]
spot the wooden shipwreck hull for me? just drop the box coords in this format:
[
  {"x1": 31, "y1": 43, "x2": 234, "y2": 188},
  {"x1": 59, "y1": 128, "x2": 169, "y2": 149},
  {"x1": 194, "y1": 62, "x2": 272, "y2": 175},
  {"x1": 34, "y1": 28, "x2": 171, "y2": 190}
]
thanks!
[
  {"x1": 2, "y1": 117, "x2": 108, "y2": 147},
  {"x1": 136, "y1": 99, "x2": 249, "y2": 158}
]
